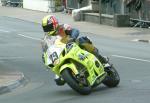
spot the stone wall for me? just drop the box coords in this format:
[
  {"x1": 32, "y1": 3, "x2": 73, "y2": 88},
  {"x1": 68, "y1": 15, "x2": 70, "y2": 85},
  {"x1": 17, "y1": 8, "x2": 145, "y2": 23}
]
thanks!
[
  {"x1": 125, "y1": 0, "x2": 150, "y2": 20},
  {"x1": 101, "y1": 0, "x2": 150, "y2": 21}
]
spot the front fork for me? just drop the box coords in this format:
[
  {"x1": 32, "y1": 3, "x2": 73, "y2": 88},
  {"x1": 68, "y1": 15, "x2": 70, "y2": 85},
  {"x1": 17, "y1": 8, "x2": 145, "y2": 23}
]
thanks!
[{"x1": 59, "y1": 63, "x2": 79, "y2": 75}]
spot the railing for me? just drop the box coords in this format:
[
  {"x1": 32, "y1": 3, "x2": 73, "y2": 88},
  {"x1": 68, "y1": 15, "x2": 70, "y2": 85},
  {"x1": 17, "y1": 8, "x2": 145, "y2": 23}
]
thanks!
[{"x1": 130, "y1": 18, "x2": 150, "y2": 28}]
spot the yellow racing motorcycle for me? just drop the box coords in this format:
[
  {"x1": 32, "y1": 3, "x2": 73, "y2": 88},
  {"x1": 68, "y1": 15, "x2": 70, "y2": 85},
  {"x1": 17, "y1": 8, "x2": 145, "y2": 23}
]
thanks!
[{"x1": 42, "y1": 37, "x2": 120, "y2": 95}]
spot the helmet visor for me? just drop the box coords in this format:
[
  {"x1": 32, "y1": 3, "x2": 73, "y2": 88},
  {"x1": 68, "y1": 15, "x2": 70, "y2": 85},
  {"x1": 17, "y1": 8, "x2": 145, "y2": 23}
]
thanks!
[{"x1": 42, "y1": 24, "x2": 53, "y2": 32}]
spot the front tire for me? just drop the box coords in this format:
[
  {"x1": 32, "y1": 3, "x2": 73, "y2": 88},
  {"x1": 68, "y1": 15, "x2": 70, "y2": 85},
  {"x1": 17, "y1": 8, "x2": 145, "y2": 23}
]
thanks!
[
  {"x1": 103, "y1": 65, "x2": 120, "y2": 87},
  {"x1": 61, "y1": 69, "x2": 91, "y2": 95}
]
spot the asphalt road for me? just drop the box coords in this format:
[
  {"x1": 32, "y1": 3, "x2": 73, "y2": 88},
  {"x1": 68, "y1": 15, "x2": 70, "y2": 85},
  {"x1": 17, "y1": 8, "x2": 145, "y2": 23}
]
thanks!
[{"x1": 0, "y1": 17, "x2": 150, "y2": 103}]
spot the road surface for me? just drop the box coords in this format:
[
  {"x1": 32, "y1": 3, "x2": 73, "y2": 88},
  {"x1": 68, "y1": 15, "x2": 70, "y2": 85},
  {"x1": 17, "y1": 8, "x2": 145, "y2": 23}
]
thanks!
[{"x1": 0, "y1": 17, "x2": 150, "y2": 103}]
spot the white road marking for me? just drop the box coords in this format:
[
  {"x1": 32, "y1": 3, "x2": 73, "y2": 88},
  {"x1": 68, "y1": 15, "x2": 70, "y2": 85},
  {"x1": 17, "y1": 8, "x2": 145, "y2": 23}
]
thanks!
[
  {"x1": 17, "y1": 34, "x2": 41, "y2": 41},
  {"x1": 0, "y1": 28, "x2": 41, "y2": 41},
  {"x1": 131, "y1": 80, "x2": 142, "y2": 83},
  {"x1": 132, "y1": 39, "x2": 150, "y2": 43},
  {"x1": 132, "y1": 39, "x2": 139, "y2": 42},
  {"x1": 0, "y1": 57, "x2": 24, "y2": 60},
  {"x1": 112, "y1": 55, "x2": 150, "y2": 63},
  {"x1": 0, "y1": 57, "x2": 25, "y2": 62},
  {"x1": 0, "y1": 29, "x2": 10, "y2": 33}
]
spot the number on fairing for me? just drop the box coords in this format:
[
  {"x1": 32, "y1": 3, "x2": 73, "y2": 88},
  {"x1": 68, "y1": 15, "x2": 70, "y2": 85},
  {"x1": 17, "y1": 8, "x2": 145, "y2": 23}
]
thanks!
[{"x1": 50, "y1": 52, "x2": 58, "y2": 63}]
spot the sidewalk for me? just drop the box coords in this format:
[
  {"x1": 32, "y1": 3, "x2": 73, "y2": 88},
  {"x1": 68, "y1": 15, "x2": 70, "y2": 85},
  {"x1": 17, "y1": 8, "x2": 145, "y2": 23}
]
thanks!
[
  {"x1": 0, "y1": 6, "x2": 150, "y2": 42},
  {"x1": 0, "y1": 68, "x2": 25, "y2": 94}
]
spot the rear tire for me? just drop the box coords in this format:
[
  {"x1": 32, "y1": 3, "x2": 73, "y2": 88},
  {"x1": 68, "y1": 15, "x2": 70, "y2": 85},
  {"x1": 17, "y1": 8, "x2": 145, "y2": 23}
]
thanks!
[
  {"x1": 103, "y1": 65, "x2": 120, "y2": 87},
  {"x1": 61, "y1": 69, "x2": 91, "y2": 95}
]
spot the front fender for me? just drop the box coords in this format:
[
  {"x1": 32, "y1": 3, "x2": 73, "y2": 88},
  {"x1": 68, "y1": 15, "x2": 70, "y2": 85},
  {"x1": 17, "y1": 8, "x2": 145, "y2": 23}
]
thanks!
[{"x1": 59, "y1": 63, "x2": 79, "y2": 75}]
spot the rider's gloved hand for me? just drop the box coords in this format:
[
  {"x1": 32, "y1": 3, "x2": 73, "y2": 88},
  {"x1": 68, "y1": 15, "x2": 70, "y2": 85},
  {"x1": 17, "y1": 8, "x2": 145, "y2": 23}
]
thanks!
[{"x1": 67, "y1": 38, "x2": 75, "y2": 44}]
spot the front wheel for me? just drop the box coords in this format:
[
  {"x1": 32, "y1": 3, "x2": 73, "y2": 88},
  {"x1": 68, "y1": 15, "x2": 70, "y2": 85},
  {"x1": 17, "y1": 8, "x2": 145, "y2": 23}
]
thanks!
[
  {"x1": 103, "y1": 65, "x2": 120, "y2": 87},
  {"x1": 61, "y1": 69, "x2": 91, "y2": 95}
]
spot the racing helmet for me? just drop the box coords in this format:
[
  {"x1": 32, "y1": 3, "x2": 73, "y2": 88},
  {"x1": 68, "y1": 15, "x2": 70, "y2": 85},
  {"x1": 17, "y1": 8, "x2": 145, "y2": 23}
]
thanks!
[{"x1": 42, "y1": 15, "x2": 59, "y2": 36}]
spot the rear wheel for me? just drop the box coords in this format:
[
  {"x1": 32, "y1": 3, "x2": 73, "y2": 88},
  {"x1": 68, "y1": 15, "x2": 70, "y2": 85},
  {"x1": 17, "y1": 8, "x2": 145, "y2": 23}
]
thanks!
[
  {"x1": 61, "y1": 69, "x2": 91, "y2": 95},
  {"x1": 103, "y1": 65, "x2": 120, "y2": 87}
]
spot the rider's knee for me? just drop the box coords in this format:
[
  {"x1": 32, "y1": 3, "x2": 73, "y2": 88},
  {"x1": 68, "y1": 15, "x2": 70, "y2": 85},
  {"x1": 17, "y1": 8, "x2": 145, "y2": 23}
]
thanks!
[{"x1": 78, "y1": 36, "x2": 92, "y2": 44}]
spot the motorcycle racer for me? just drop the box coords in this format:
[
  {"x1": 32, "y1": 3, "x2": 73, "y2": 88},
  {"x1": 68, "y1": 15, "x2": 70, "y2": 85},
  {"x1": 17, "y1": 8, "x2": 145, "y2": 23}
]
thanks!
[{"x1": 41, "y1": 15, "x2": 110, "y2": 85}]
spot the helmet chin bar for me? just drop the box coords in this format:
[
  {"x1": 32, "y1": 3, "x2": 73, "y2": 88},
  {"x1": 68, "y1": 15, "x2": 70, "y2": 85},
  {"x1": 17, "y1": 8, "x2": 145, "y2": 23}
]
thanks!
[{"x1": 47, "y1": 31, "x2": 57, "y2": 36}]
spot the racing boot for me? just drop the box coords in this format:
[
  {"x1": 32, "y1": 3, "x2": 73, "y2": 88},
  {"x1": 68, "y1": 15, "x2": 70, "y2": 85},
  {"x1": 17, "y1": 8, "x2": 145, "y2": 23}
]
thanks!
[
  {"x1": 54, "y1": 75, "x2": 65, "y2": 86},
  {"x1": 93, "y1": 48, "x2": 111, "y2": 68}
]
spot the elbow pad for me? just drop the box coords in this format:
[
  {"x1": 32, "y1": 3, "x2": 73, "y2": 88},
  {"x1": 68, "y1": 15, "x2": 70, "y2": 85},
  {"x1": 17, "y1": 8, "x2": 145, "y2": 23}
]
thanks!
[{"x1": 70, "y1": 29, "x2": 79, "y2": 39}]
